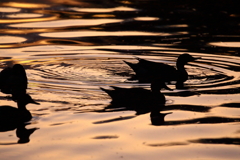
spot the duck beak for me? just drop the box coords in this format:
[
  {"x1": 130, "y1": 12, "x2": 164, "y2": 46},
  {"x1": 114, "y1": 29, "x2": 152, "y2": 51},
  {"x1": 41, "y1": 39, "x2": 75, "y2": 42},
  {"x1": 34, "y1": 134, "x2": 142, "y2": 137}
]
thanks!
[
  {"x1": 162, "y1": 112, "x2": 173, "y2": 116},
  {"x1": 31, "y1": 100, "x2": 40, "y2": 105}
]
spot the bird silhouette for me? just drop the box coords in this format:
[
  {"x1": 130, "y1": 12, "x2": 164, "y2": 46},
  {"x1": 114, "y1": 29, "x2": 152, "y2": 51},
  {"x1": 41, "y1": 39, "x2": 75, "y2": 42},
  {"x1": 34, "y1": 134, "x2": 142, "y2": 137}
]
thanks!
[
  {"x1": 100, "y1": 79, "x2": 172, "y2": 115},
  {"x1": 0, "y1": 94, "x2": 40, "y2": 132},
  {"x1": 0, "y1": 64, "x2": 28, "y2": 100},
  {"x1": 124, "y1": 53, "x2": 201, "y2": 89}
]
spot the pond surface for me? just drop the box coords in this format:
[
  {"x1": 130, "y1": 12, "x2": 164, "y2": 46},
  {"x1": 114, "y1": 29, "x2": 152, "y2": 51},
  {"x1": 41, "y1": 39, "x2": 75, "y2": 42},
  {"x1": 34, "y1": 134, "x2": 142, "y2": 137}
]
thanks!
[{"x1": 0, "y1": 0, "x2": 240, "y2": 159}]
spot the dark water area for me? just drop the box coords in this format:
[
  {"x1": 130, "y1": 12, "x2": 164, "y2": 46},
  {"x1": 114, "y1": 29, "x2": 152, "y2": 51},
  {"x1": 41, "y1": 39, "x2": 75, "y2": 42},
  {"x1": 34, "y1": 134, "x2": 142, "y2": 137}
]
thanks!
[{"x1": 0, "y1": 0, "x2": 240, "y2": 159}]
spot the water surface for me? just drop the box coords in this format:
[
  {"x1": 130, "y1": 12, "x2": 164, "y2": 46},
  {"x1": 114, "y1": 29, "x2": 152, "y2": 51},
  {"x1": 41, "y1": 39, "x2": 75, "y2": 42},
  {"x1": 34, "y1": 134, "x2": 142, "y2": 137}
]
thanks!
[{"x1": 0, "y1": 1, "x2": 240, "y2": 159}]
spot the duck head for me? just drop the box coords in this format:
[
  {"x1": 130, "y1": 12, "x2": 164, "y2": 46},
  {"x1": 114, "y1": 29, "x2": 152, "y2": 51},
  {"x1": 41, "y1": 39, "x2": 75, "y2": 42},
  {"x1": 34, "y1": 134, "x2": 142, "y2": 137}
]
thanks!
[
  {"x1": 12, "y1": 64, "x2": 27, "y2": 77},
  {"x1": 176, "y1": 53, "x2": 201, "y2": 69}
]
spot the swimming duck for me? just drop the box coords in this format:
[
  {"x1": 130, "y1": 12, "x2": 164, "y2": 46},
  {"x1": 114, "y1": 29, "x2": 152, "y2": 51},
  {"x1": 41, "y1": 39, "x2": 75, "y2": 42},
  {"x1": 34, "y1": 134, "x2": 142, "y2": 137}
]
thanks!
[
  {"x1": 0, "y1": 94, "x2": 40, "y2": 132},
  {"x1": 124, "y1": 53, "x2": 201, "y2": 89},
  {"x1": 100, "y1": 79, "x2": 172, "y2": 115},
  {"x1": 0, "y1": 64, "x2": 28, "y2": 100}
]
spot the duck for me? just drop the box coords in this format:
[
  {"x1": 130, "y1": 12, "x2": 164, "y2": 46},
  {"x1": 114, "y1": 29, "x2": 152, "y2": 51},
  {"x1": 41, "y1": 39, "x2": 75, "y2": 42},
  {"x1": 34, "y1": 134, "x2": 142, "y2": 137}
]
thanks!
[
  {"x1": 0, "y1": 94, "x2": 40, "y2": 132},
  {"x1": 0, "y1": 64, "x2": 28, "y2": 100},
  {"x1": 124, "y1": 53, "x2": 201, "y2": 89},
  {"x1": 100, "y1": 79, "x2": 172, "y2": 115}
]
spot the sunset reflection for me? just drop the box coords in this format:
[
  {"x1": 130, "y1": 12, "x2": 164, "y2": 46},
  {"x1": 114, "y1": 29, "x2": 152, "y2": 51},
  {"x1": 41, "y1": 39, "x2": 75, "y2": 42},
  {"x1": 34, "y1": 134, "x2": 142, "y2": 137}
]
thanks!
[
  {"x1": 70, "y1": 6, "x2": 138, "y2": 13},
  {"x1": 0, "y1": 7, "x2": 21, "y2": 12},
  {"x1": 9, "y1": 19, "x2": 123, "y2": 28},
  {"x1": 0, "y1": 36, "x2": 26, "y2": 44},
  {"x1": 0, "y1": 0, "x2": 240, "y2": 159},
  {"x1": 2, "y1": 2, "x2": 49, "y2": 8}
]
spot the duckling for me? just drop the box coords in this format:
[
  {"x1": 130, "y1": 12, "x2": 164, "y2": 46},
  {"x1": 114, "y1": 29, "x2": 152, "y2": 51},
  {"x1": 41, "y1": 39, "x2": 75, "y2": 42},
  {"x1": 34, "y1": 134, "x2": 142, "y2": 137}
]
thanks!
[
  {"x1": 100, "y1": 79, "x2": 172, "y2": 115},
  {"x1": 0, "y1": 64, "x2": 28, "y2": 100},
  {"x1": 124, "y1": 53, "x2": 201, "y2": 89},
  {"x1": 0, "y1": 94, "x2": 40, "y2": 132}
]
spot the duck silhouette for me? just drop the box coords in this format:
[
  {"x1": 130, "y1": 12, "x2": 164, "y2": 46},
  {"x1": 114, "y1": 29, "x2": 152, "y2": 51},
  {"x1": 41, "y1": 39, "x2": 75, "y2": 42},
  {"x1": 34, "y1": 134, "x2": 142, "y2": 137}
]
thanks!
[
  {"x1": 0, "y1": 94, "x2": 40, "y2": 132},
  {"x1": 124, "y1": 53, "x2": 201, "y2": 89},
  {"x1": 0, "y1": 64, "x2": 28, "y2": 100},
  {"x1": 100, "y1": 79, "x2": 172, "y2": 115}
]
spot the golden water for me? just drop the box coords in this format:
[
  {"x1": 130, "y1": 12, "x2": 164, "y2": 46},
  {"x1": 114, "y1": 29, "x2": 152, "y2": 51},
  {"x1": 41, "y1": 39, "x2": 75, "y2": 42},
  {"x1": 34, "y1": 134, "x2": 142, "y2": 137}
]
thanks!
[{"x1": 0, "y1": 1, "x2": 239, "y2": 159}]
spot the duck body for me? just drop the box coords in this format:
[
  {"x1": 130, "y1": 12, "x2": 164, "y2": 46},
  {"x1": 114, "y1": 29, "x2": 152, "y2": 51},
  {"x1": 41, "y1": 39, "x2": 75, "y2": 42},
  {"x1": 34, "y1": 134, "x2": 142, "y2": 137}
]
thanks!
[
  {"x1": 0, "y1": 64, "x2": 28, "y2": 100},
  {"x1": 124, "y1": 53, "x2": 200, "y2": 88}
]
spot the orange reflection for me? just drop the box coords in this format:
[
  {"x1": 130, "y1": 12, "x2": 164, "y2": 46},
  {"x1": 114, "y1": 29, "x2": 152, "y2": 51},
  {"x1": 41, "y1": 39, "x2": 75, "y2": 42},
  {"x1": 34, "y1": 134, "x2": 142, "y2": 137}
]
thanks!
[
  {"x1": 7, "y1": 13, "x2": 43, "y2": 18},
  {"x1": 38, "y1": 39, "x2": 94, "y2": 46},
  {"x1": 0, "y1": 36, "x2": 26, "y2": 44},
  {"x1": 2, "y1": 2, "x2": 49, "y2": 8},
  {"x1": 0, "y1": 38, "x2": 94, "y2": 49},
  {"x1": 49, "y1": 0, "x2": 90, "y2": 6},
  {"x1": 120, "y1": 1, "x2": 133, "y2": 4},
  {"x1": 0, "y1": 16, "x2": 57, "y2": 24},
  {"x1": 93, "y1": 14, "x2": 115, "y2": 18},
  {"x1": 0, "y1": 29, "x2": 50, "y2": 34},
  {"x1": 10, "y1": 19, "x2": 123, "y2": 28},
  {"x1": 134, "y1": 17, "x2": 159, "y2": 21},
  {"x1": 0, "y1": 7, "x2": 21, "y2": 12},
  {"x1": 230, "y1": 14, "x2": 240, "y2": 17},
  {"x1": 71, "y1": 6, "x2": 138, "y2": 13},
  {"x1": 209, "y1": 42, "x2": 240, "y2": 48}
]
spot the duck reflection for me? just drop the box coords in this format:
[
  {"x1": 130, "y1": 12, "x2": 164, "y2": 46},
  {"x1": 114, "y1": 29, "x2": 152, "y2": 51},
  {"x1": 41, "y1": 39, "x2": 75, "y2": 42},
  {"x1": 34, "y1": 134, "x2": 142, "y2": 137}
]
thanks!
[
  {"x1": 0, "y1": 94, "x2": 40, "y2": 132},
  {"x1": 0, "y1": 93, "x2": 40, "y2": 144},
  {"x1": 124, "y1": 53, "x2": 201, "y2": 89},
  {"x1": 150, "y1": 107, "x2": 172, "y2": 125},
  {"x1": 0, "y1": 124, "x2": 38, "y2": 145},
  {"x1": 16, "y1": 124, "x2": 38, "y2": 144},
  {"x1": 100, "y1": 79, "x2": 172, "y2": 115}
]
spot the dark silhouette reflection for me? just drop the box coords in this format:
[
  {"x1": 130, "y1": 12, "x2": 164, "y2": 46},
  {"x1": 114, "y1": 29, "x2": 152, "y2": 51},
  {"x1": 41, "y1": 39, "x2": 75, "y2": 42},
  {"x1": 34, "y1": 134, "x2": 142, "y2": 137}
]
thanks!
[
  {"x1": 124, "y1": 53, "x2": 201, "y2": 89},
  {"x1": 150, "y1": 107, "x2": 172, "y2": 125},
  {"x1": 146, "y1": 137, "x2": 240, "y2": 147},
  {"x1": 0, "y1": 124, "x2": 38, "y2": 145},
  {"x1": 0, "y1": 64, "x2": 28, "y2": 101},
  {"x1": 163, "y1": 104, "x2": 211, "y2": 113},
  {"x1": 0, "y1": 94, "x2": 40, "y2": 132},
  {"x1": 190, "y1": 137, "x2": 240, "y2": 146},
  {"x1": 165, "y1": 90, "x2": 201, "y2": 97},
  {"x1": 221, "y1": 102, "x2": 240, "y2": 108},
  {"x1": 93, "y1": 115, "x2": 136, "y2": 124},
  {"x1": 16, "y1": 124, "x2": 38, "y2": 144},
  {"x1": 164, "y1": 116, "x2": 240, "y2": 126},
  {"x1": 100, "y1": 79, "x2": 172, "y2": 115}
]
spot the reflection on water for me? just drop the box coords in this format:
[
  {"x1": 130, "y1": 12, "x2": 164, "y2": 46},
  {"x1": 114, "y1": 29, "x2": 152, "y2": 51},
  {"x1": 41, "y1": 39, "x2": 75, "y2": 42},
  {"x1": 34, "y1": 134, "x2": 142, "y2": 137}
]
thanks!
[{"x1": 0, "y1": 0, "x2": 240, "y2": 159}]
